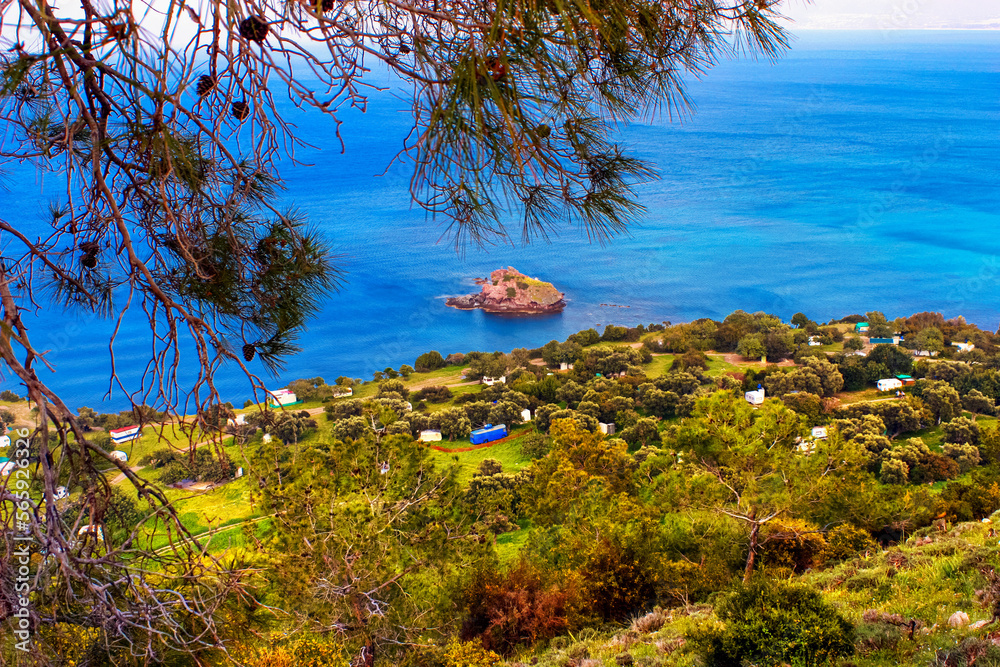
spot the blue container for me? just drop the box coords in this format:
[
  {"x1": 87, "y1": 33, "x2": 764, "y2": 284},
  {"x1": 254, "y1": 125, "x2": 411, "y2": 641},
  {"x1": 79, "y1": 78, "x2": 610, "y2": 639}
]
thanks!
[{"x1": 470, "y1": 424, "x2": 507, "y2": 445}]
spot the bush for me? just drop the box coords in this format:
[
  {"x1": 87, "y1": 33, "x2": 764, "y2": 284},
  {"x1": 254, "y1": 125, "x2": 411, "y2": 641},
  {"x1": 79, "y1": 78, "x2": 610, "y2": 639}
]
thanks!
[
  {"x1": 415, "y1": 350, "x2": 447, "y2": 372},
  {"x1": 411, "y1": 385, "x2": 453, "y2": 403},
  {"x1": 0, "y1": 390, "x2": 23, "y2": 402},
  {"x1": 822, "y1": 524, "x2": 878, "y2": 564},
  {"x1": 519, "y1": 432, "x2": 551, "y2": 459},
  {"x1": 689, "y1": 578, "x2": 855, "y2": 667},
  {"x1": 459, "y1": 560, "x2": 580, "y2": 655},
  {"x1": 442, "y1": 640, "x2": 501, "y2": 667}
]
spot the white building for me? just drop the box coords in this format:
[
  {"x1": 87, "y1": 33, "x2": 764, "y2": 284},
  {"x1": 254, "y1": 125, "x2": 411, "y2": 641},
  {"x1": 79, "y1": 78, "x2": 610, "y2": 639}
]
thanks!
[
  {"x1": 226, "y1": 414, "x2": 248, "y2": 427},
  {"x1": 262, "y1": 433, "x2": 273, "y2": 443},
  {"x1": 559, "y1": 362, "x2": 575, "y2": 371},
  {"x1": 0, "y1": 435, "x2": 9, "y2": 448},
  {"x1": 807, "y1": 336, "x2": 822, "y2": 347},
  {"x1": 0, "y1": 458, "x2": 15, "y2": 476},
  {"x1": 914, "y1": 350, "x2": 939, "y2": 357},
  {"x1": 267, "y1": 388, "x2": 298, "y2": 407},
  {"x1": 745, "y1": 389, "x2": 765, "y2": 406},
  {"x1": 481, "y1": 376, "x2": 506, "y2": 386},
  {"x1": 109, "y1": 425, "x2": 141, "y2": 445},
  {"x1": 419, "y1": 430, "x2": 442, "y2": 442},
  {"x1": 521, "y1": 408, "x2": 532, "y2": 422},
  {"x1": 877, "y1": 378, "x2": 903, "y2": 392},
  {"x1": 954, "y1": 342, "x2": 976, "y2": 353},
  {"x1": 110, "y1": 450, "x2": 128, "y2": 462},
  {"x1": 599, "y1": 422, "x2": 616, "y2": 436},
  {"x1": 811, "y1": 426, "x2": 828, "y2": 439}
]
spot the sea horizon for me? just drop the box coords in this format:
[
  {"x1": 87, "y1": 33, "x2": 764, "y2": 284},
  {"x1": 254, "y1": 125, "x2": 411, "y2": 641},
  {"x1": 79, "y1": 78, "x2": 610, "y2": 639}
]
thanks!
[{"x1": 3, "y1": 30, "x2": 998, "y2": 412}]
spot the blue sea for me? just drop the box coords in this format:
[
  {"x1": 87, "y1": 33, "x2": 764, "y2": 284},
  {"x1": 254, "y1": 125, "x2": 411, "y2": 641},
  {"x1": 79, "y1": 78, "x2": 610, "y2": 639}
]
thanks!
[{"x1": 3, "y1": 31, "x2": 999, "y2": 411}]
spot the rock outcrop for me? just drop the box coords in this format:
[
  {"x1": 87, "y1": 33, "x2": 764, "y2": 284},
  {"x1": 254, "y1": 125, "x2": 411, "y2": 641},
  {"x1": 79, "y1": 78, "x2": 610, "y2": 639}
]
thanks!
[{"x1": 446, "y1": 267, "x2": 566, "y2": 314}]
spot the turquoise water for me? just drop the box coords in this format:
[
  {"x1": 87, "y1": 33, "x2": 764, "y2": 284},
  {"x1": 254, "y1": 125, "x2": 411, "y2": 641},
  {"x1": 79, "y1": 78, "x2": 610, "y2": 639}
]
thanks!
[{"x1": 3, "y1": 31, "x2": 999, "y2": 410}]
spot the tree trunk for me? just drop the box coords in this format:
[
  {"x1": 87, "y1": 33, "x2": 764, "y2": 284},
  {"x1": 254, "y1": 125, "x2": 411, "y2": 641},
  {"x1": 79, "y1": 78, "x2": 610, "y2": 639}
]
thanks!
[{"x1": 743, "y1": 515, "x2": 759, "y2": 583}]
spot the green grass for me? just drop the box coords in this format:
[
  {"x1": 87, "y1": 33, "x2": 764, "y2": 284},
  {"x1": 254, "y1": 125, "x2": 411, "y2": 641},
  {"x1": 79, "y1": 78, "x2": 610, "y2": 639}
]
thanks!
[
  {"x1": 428, "y1": 427, "x2": 534, "y2": 485},
  {"x1": 704, "y1": 355, "x2": 741, "y2": 378},
  {"x1": 404, "y1": 364, "x2": 470, "y2": 387},
  {"x1": 496, "y1": 519, "x2": 533, "y2": 564},
  {"x1": 643, "y1": 355, "x2": 676, "y2": 378}
]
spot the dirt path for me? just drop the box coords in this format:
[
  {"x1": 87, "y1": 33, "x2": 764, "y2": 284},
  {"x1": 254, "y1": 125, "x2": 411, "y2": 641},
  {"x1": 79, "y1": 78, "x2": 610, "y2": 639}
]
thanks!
[{"x1": 712, "y1": 352, "x2": 796, "y2": 368}]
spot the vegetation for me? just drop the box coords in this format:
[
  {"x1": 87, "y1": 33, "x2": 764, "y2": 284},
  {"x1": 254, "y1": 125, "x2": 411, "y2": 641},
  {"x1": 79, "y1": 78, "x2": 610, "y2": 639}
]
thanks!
[{"x1": 9, "y1": 305, "x2": 1000, "y2": 663}]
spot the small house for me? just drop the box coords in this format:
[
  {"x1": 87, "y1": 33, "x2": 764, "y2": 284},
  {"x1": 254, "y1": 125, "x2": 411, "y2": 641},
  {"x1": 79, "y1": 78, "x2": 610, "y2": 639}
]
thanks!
[
  {"x1": 855, "y1": 322, "x2": 869, "y2": 333},
  {"x1": 745, "y1": 389, "x2": 765, "y2": 406},
  {"x1": 226, "y1": 414, "x2": 247, "y2": 427},
  {"x1": 419, "y1": 430, "x2": 442, "y2": 442},
  {"x1": 807, "y1": 336, "x2": 822, "y2": 347},
  {"x1": 481, "y1": 376, "x2": 506, "y2": 386},
  {"x1": 109, "y1": 425, "x2": 141, "y2": 445},
  {"x1": 559, "y1": 362, "x2": 574, "y2": 371},
  {"x1": 877, "y1": 378, "x2": 903, "y2": 392},
  {"x1": 0, "y1": 435, "x2": 9, "y2": 448},
  {"x1": 896, "y1": 374, "x2": 916, "y2": 386},
  {"x1": 267, "y1": 388, "x2": 300, "y2": 407},
  {"x1": 914, "y1": 350, "x2": 939, "y2": 357},
  {"x1": 262, "y1": 433, "x2": 272, "y2": 443},
  {"x1": 236, "y1": 467, "x2": 244, "y2": 478},
  {"x1": 470, "y1": 424, "x2": 507, "y2": 445},
  {"x1": 599, "y1": 422, "x2": 616, "y2": 436},
  {"x1": 796, "y1": 442, "x2": 816, "y2": 454},
  {"x1": 811, "y1": 426, "x2": 828, "y2": 439},
  {"x1": 954, "y1": 342, "x2": 975, "y2": 353},
  {"x1": 110, "y1": 450, "x2": 128, "y2": 463},
  {"x1": 0, "y1": 457, "x2": 15, "y2": 476},
  {"x1": 521, "y1": 408, "x2": 532, "y2": 422},
  {"x1": 53, "y1": 486, "x2": 68, "y2": 500}
]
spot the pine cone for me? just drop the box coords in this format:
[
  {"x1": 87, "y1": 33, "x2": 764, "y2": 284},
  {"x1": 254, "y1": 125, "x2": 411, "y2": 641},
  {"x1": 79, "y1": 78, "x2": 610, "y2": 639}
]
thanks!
[
  {"x1": 81, "y1": 254, "x2": 97, "y2": 269},
  {"x1": 196, "y1": 74, "x2": 215, "y2": 96},
  {"x1": 242, "y1": 344, "x2": 256, "y2": 362},
  {"x1": 231, "y1": 101, "x2": 251, "y2": 121},
  {"x1": 319, "y1": 0, "x2": 334, "y2": 11},
  {"x1": 239, "y1": 16, "x2": 269, "y2": 43}
]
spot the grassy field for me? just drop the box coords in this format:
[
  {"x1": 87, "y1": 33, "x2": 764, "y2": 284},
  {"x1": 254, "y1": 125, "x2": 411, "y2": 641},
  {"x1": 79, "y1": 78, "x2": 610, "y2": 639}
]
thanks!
[
  {"x1": 428, "y1": 427, "x2": 535, "y2": 485},
  {"x1": 644, "y1": 355, "x2": 676, "y2": 378}
]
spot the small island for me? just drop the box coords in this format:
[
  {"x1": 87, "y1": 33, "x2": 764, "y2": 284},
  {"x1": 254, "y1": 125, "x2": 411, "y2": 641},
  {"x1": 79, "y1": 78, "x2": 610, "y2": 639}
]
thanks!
[{"x1": 446, "y1": 267, "x2": 566, "y2": 314}]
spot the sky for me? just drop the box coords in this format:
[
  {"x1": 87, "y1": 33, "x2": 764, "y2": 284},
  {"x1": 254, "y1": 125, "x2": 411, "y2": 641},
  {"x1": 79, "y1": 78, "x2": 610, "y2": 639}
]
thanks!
[{"x1": 780, "y1": 0, "x2": 1000, "y2": 30}]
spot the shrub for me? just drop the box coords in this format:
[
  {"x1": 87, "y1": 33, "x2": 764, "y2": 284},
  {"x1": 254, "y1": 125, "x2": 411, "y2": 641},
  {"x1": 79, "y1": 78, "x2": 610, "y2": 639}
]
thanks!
[
  {"x1": 822, "y1": 525, "x2": 878, "y2": 564},
  {"x1": 411, "y1": 385, "x2": 453, "y2": 403},
  {"x1": 442, "y1": 640, "x2": 502, "y2": 667},
  {"x1": 519, "y1": 432, "x2": 551, "y2": 459},
  {"x1": 0, "y1": 390, "x2": 22, "y2": 402},
  {"x1": 415, "y1": 350, "x2": 447, "y2": 372},
  {"x1": 759, "y1": 520, "x2": 827, "y2": 572},
  {"x1": 459, "y1": 560, "x2": 581, "y2": 655},
  {"x1": 688, "y1": 578, "x2": 855, "y2": 667}
]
